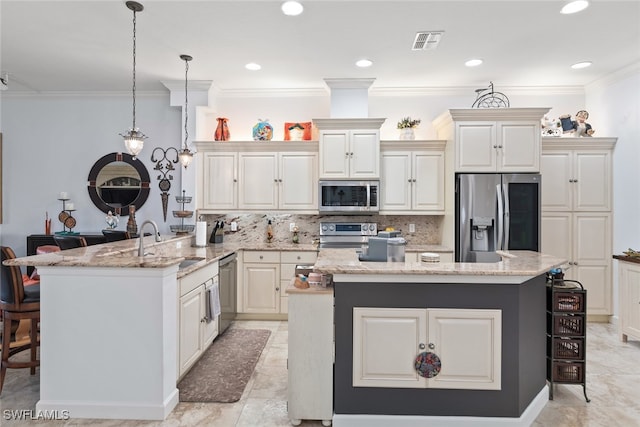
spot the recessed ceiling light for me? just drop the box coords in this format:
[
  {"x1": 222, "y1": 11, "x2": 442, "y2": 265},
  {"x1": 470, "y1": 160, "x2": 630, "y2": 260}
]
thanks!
[
  {"x1": 561, "y1": 1, "x2": 589, "y2": 14},
  {"x1": 465, "y1": 59, "x2": 483, "y2": 67},
  {"x1": 281, "y1": 1, "x2": 303, "y2": 16},
  {"x1": 355, "y1": 59, "x2": 373, "y2": 68},
  {"x1": 245, "y1": 63, "x2": 261, "y2": 71},
  {"x1": 571, "y1": 61, "x2": 592, "y2": 69}
]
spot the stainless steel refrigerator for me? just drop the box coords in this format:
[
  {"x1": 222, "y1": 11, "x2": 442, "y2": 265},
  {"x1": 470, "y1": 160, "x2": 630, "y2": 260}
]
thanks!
[{"x1": 455, "y1": 173, "x2": 541, "y2": 262}]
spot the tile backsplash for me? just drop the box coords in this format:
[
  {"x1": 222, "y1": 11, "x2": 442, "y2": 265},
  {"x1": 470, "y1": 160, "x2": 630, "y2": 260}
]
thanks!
[{"x1": 199, "y1": 213, "x2": 443, "y2": 246}]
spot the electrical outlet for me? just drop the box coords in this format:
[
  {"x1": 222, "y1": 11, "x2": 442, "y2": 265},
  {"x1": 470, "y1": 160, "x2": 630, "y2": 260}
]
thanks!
[
  {"x1": 176, "y1": 241, "x2": 182, "y2": 248},
  {"x1": 290, "y1": 222, "x2": 296, "y2": 232},
  {"x1": 409, "y1": 224, "x2": 416, "y2": 233}
]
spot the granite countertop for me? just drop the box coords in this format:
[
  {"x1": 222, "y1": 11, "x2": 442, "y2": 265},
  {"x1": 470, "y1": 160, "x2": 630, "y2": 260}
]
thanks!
[
  {"x1": 3, "y1": 235, "x2": 320, "y2": 278},
  {"x1": 314, "y1": 249, "x2": 566, "y2": 276},
  {"x1": 4, "y1": 234, "x2": 451, "y2": 280}
]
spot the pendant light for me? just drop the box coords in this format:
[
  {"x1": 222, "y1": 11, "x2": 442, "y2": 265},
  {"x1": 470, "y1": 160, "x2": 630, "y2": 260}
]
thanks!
[
  {"x1": 120, "y1": 1, "x2": 147, "y2": 159},
  {"x1": 178, "y1": 54, "x2": 194, "y2": 168}
]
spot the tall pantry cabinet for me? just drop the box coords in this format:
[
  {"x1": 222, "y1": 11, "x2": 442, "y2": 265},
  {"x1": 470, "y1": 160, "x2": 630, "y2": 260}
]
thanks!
[{"x1": 540, "y1": 137, "x2": 617, "y2": 319}]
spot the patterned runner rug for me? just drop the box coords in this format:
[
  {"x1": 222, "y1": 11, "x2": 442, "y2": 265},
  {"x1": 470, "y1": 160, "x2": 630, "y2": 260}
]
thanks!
[{"x1": 177, "y1": 328, "x2": 271, "y2": 402}]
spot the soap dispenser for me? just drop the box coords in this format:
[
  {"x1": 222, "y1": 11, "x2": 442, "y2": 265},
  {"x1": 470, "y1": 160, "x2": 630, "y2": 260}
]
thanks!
[{"x1": 266, "y1": 220, "x2": 274, "y2": 243}]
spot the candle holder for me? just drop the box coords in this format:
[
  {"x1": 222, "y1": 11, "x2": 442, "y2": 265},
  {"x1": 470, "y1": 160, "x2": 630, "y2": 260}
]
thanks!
[{"x1": 56, "y1": 198, "x2": 79, "y2": 235}]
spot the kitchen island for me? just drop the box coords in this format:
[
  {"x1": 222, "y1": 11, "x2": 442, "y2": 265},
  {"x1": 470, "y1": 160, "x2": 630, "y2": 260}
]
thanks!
[
  {"x1": 3, "y1": 235, "x2": 321, "y2": 420},
  {"x1": 312, "y1": 249, "x2": 565, "y2": 427}
]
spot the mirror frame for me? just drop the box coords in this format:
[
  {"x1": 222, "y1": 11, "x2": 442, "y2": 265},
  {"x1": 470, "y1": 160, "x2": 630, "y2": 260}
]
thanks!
[{"x1": 87, "y1": 152, "x2": 151, "y2": 215}]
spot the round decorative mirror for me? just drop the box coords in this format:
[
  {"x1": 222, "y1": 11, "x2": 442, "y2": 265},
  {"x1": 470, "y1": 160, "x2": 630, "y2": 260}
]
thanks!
[{"x1": 87, "y1": 152, "x2": 150, "y2": 215}]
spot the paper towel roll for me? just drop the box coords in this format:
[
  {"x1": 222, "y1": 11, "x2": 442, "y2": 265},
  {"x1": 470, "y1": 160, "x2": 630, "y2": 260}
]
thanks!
[{"x1": 196, "y1": 221, "x2": 207, "y2": 247}]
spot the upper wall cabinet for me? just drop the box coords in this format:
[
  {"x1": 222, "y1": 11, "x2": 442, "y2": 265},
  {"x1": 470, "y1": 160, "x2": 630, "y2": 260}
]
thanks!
[
  {"x1": 195, "y1": 141, "x2": 319, "y2": 213},
  {"x1": 380, "y1": 141, "x2": 446, "y2": 214},
  {"x1": 314, "y1": 118, "x2": 386, "y2": 179},
  {"x1": 433, "y1": 108, "x2": 549, "y2": 173}
]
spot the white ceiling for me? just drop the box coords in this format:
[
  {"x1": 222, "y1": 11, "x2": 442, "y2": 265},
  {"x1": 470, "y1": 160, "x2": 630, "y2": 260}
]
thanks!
[{"x1": 1, "y1": 0, "x2": 639, "y2": 94}]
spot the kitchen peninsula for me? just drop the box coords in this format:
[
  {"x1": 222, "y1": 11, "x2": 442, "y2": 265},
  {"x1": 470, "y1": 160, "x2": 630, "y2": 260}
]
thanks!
[
  {"x1": 3, "y1": 235, "x2": 318, "y2": 421},
  {"x1": 311, "y1": 249, "x2": 565, "y2": 427}
]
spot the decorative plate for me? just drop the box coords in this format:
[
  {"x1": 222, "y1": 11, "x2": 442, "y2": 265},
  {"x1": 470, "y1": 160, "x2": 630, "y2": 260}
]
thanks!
[
  {"x1": 414, "y1": 351, "x2": 442, "y2": 378},
  {"x1": 158, "y1": 178, "x2": 171, "y2": 192},
  {"x1": 64, "y1": 215, "x2": 77, "y2": 229},
  {"x1": 58, "y1": 211, "x2": 70, "y2": 222}
]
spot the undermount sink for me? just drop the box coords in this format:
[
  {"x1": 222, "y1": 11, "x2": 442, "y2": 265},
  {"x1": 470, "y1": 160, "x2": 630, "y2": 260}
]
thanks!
[{"x1": 178, "y1": 257, "x2": 206, "y2": 270}]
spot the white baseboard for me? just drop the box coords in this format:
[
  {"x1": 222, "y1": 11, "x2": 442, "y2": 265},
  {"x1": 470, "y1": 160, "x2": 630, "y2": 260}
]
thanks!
[
  {"x1": 333, "y1": 385, "x2": 548, "y2": 427},
  {"x1": 36, "y1": 389, "x2": 179, "y2": 421}
]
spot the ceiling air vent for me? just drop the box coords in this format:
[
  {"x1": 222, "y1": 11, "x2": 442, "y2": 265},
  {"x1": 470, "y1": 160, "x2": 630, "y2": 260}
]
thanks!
[{"x1": 412, "y1": 31, "x2": 444, "y2": 50}]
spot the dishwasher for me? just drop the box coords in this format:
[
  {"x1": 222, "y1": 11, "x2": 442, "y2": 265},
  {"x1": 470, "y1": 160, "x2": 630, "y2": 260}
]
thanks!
[{"x1": 218, "y1": 253, "x2": 237, "y2": 334}]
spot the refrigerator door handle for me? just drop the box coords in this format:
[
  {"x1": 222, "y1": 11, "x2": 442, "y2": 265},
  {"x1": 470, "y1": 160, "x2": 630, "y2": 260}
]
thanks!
[
  {"x1": 496, "y1": 184, "x2": 504, "y2": 251},
  {"x1": 503, "y1": 183, "x2": 510, "y2": 251}
]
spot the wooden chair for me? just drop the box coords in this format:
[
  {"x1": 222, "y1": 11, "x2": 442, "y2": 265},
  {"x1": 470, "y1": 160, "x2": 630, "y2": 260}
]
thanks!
[
  {"x1": 0, "y1": 246, "x2": 40, "y2": 394},
  {"x1": 102, "y1": 230, "x2": 131, "y2": 242},
  {"x1": 53, "y1": 235, "x2": 87, "y2": 250}
]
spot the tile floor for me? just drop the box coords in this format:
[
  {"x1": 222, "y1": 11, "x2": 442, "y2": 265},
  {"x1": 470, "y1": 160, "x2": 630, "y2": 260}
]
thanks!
[{"x1": 1, "y1": 321, "x2": 639, "y2": 426}]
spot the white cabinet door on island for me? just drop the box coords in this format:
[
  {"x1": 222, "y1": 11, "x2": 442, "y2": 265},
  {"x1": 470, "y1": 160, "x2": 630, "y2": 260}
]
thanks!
[
  {"x1": 353, "y1": 307, "x2": 501, "y2": 390},
  {"x1": 178, "y1": 261, "x2": 219, "y2": 378}
]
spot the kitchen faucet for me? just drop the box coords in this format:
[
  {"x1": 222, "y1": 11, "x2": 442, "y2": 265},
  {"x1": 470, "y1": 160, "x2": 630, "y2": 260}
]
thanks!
[{"x1": 138, "y1": 220, "x2": 163, "y2": 257}]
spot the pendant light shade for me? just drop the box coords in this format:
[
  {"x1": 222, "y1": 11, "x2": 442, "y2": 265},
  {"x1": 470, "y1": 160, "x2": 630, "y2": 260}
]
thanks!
[
  {"x1": 179, "y1": 54, "x2": 194, "y2": 168},
  {"x1": 120, "y1": 1, "x2": 147, "y2": 159}
]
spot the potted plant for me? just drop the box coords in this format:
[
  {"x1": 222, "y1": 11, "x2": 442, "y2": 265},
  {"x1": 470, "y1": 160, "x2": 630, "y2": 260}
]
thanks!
[{"x1": 397, "y1": 117, "x2": 421, "y2": 140}]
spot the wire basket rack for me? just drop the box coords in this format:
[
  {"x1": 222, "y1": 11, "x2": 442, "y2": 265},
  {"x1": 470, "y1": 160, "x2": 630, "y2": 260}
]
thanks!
[{"x1": 171, "y1": 190, "x2": 194, "y2": 234}]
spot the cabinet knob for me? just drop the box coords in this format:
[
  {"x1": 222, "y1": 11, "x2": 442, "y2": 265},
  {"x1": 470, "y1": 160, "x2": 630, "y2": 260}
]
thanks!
[
  {"x1": 297, "y1": 256, "x2": 301, "y2": 260},
  {"x1": 419, "y1": 343, "x2": 426, "y2": 350},
  {"x1": 428, "y1": 343, "x2": 435, "y2": 350},
  {"x1": 350, "y1": 152, "x2": 354, "y2": 156},
  {"x1": 498, "y1": 145, "x2": 503, "y2": 148},
  {"x1": 408, "y1": 179, "x2": 412, "y2": 183},
  {"x1": 493, "y1": 145, "x2": 498, "y2": 148},
  {"x1": 275, "y1": 287, "x2": 280, "y2": 292},
  {"x1": 274, "y1": 179, "x2": 278, "y2": 183},
  {"x1": 259, "y1": 255, "x2": 263, "y2": 259},
  {"x1": 345, "y1": 152, "x2": 349, "y2": 158},
  {"x1": 413, "y1": 179, "x2": 417, "y2": 183},
  {"x1": 233, "y1": 179, "x2": 237, "y2": 183}
]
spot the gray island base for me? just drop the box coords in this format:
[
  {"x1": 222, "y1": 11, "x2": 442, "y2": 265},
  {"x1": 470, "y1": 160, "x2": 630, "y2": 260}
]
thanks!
[{"x1": 313, "y1": 249, "x2": 565, "y2": 427}]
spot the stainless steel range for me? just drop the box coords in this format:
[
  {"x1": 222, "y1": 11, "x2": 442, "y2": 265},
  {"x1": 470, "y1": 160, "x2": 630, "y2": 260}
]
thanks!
[{"x1": 319, "y1": 222, "x2": 377, "y2": 249}]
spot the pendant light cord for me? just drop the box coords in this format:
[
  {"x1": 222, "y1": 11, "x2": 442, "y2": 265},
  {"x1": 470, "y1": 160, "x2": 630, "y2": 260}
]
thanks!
[
  {"x1": 184, "y1": 58, "x2": 189, "y2": 149},
  {"x1": 131, "y1": 8, "x2": 138, "y2": 130}
]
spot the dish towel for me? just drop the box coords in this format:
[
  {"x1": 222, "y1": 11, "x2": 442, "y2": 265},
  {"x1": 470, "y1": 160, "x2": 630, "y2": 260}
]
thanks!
[{"x1": 206, "y1": 281, "x2": 221, "y2": 322}]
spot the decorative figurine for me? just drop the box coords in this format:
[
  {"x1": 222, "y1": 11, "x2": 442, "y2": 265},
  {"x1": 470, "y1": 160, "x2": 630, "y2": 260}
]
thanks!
[
  {"x1": 127, "y1": 205, "x2": 138, "y2": 235},
  {"x1": 559, "y1": 110, "x2": 595, "y2": 137},
  {"x1": 105, "y1": 211, "x2": 119, "y2": 229},
  {"x1": 541, "y1": 116, "x2": 562, "y2": 137},
  {"x1": 253, "y1": 119, "x2": 273, "y2": 141}
]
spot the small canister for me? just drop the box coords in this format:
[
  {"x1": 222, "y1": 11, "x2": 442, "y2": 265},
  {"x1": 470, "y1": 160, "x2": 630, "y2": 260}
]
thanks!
[{"x1": 387, "y1": 237, "x2": 406, "y2": 262}]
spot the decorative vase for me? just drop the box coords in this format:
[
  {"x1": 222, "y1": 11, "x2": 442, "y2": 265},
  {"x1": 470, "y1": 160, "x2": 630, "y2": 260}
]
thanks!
[
  {"x1": 126, "y1": 205, "x2": 138, "y2": 235},
  {"x1": 399, "y1": 128, "x2": 415, "y2": 140},
  {"x1": 253, "y1": 119, "x2": 273, "y2": 141},
  {"x1": 215, "y1": 117, "x2": 230, "y2": 141}
]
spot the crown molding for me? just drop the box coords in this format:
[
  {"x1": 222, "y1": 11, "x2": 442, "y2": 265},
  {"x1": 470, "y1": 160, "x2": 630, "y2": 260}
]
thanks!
[
  {"x1": 161, "y1": 80, "x2": 213, "y2": 92},
  {"x1": 586, "y1": 61, "x2": 640, "y2": 91}
]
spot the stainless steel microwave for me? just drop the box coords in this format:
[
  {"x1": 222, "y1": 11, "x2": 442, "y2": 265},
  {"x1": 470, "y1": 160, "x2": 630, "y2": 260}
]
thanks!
[{"x1": 318, "y1": 180, "x2": 379, "y2": 214}]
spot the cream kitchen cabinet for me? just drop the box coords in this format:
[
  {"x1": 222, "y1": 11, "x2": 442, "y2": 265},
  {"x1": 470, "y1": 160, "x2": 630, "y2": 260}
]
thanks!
[
  {"x1": 542, "y1": 212, "x2": 612, "y2": 316},
  {"x1": 617, "y1": 260, "x2": 640, "y2": 342},
  {"x1": 541, "y1": 138, "x2": 613, "y2": 212},
  {"x1": 541, "y1": 138, "x2": 616, "y2": 318},
  {"x1": 194, "y1": 141, "x2": 319, "y2": 213},
  {"x1": 380, "y1": 141, "x2": 446, "y2": 213},
  {"x1": 287, "y1": 284, "x2": 333, "y2": 426},
  {"x1": 238, "y1": 152, "x2": 318, "y2": 211},
  {"x1": 280, "y1": 251, "x2": 318, "y2": 315},
  {"x1": 314, "y1": 118, "x2": 386, "y2": 179},
  {"x1": 200, "y1": 152, "x2": 238, "y2": 210},
  {"x1": 352, "y1": 307, "x2": 501, "y2": 390},
  {"x1": 455, "y1": 121, "x2": 540, "y2": 172},
  {"x1": 178, "y1": 261, "x2": 219, "y2": 378},
  {"x1": 240, "y1": 250, "x2": 317, "y2": 316},
  {"x1": 242, "y1": 250, "x2": 281, "y2": 314}
]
